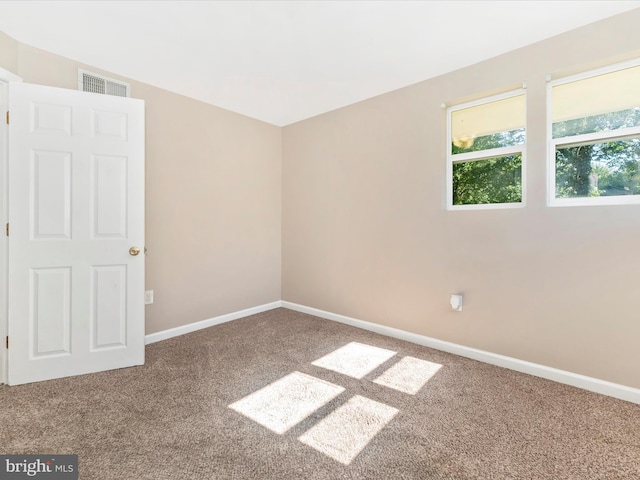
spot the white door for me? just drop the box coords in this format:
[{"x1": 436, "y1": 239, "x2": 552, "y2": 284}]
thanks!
[{"x1": 7, "y1": 82, "x2": 145, "y2": 385}]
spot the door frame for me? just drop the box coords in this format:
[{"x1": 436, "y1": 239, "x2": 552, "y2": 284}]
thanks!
[{"x1": 0, "y1": 67, "x2": 23, "y2": 384}]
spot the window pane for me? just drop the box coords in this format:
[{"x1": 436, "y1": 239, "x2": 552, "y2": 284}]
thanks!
[
  {"x1": 555, "y1": 137, "x2": 640, "y2": 198},
  {"x1": 552, "y1": 64, "x2": 640, "y2": 138},
  {"x1": 452, "y1": 128, "x2": 525, "y2": 154},
  {"x1": 553, "y1": 108, "x2": 640, "y2": 138},
  {"x1": 451, "y1": 95, "x2": 525, "y2": 154},
  {"x1": 452, "y1": 155, "x2": 522, "y2": 205}
]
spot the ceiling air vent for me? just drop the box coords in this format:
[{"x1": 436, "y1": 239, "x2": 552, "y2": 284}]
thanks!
[{"x1": 78, "y1": 69, "x2": 130, "y2": 97}]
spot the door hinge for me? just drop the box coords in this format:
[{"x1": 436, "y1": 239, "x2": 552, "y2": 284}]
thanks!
[
  {"x1": 5, "y1": 223, "x2": 8, "y2": 237},
  {"x1": 5, "y1": 336, "x2": 7, "y2": 349},
  {"x1": 5, "y1": 111, "x2": 8, "y2": 125}
]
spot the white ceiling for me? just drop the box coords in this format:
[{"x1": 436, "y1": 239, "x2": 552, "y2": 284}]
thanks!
[{"x1": 0, "y1": 1, "x2": 639, "y2": 126}]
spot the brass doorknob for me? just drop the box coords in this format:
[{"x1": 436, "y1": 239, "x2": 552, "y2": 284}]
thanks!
[{"x1": 129, "y1": 246, "x2": 141, "y2": 256}]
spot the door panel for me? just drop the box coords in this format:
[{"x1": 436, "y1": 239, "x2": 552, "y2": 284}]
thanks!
[
  {"x1": 32, "y1": 149, "x2": 72, "y2": 239},
  {"x1": 8, "y1": 83, "x2": 145, "y2": 385},
  {"x1": 92, "y1": 154, "x2": 127, "y2": 238},
  {"x1": 91, "y1": 265, "x2": 127, "y2": 350},
  {"x1": 31, "y1": 102, "x2": 72, "y2": 135},
  {"x1": 32, "y1": 267, "x2": 71, "y2": 357}
]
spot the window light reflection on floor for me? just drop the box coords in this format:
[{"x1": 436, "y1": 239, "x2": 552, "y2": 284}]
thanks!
[
  {"x1": 373, "y1": 356, "x2": 442, "y2": 395},
  {"x1": 298, "y1": 395, "x2": 399, "y2": 465},
  {"x1": 229, "y1": 344, "x2": 444, "y2": 465},
  {"x1": 311, "y1": 342, "x2": 397, "y2": 379},
  {"x1": 228, "y1": 371, "x2": 344, "y2": 434}
]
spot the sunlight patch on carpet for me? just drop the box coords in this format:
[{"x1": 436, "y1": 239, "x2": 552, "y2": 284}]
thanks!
[
  {"x1": 299, "y1": 395, "x2": 399, "y2": 464},
  {"x1": 373, "y1": 356, "x2": 442, "y2": 394},
  {"x1": 311, "y1": 342, "x2": 396, "y2": 379},
  {"x1": 228, "y1": 371, "x2": 344, "y2": 434}
]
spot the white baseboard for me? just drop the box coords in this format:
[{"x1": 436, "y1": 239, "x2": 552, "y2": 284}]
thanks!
[
  {"x1": 143, "y1": 299, "x2": 639, "y2": 404},
  {"x1": 281, "y1": 301, "x2": 640, "y2": 405},
  {"x1": 145, "y1": 301, "x2": 282, "y2": 345}
]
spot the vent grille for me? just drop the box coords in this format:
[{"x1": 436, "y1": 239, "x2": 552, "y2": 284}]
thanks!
[{"x1": 78, "y1": 69, "x2": 130, "y2": 98}]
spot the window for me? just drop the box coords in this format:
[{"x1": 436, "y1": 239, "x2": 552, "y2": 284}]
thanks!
[
  {"x1": 548, "y1": 59, "x2": 640, "y2": 206},
  {"x1": 446, "y1": 89, "x2": 526, "y2": 209}
]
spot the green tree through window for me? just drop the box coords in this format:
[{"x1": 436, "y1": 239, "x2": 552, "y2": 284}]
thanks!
[
  {"x1": 550, "y1": 60, "x2": 640, "y2": 205},
  {"x1": 553, "y1": 108, "x2": 640, "y2": 199},
  {"x1": 447, "y1": 90, "x2": 526, "y2": 208},
  {"x1": 451, "y1": 129, "x2": 524, "y2": 205}
]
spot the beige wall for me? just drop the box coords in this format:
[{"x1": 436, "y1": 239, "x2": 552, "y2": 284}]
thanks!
[
  {"x1": 282, "y1": 10, "x2": 640, "y2": 389},
  {"x1": 0, "y1": 32, "x2": 18, "y2": 73},
  {"x1": 1, "y1": 41, "x2": 282, "y2": 335}
]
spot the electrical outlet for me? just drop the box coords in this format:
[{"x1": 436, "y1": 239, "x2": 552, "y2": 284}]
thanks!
[
  {"x1": 450, "y1": 294, "x2": 463, "y2": 312},
  {"x1": 144, "y1": 290, "x2": 154, "y2": 305}
]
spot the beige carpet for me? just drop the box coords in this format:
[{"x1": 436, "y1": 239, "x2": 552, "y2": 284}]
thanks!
[{"x1": 1, "y1": 308, "x2": 638, "y2": 479}]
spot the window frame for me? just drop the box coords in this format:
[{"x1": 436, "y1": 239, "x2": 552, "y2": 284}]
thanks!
[
  {"x1": 446, "y1": 88, "x2": 527, "y2": 211},
  {"x1": 547, "y1": 58, "x2": 640, "y2": 207}
]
